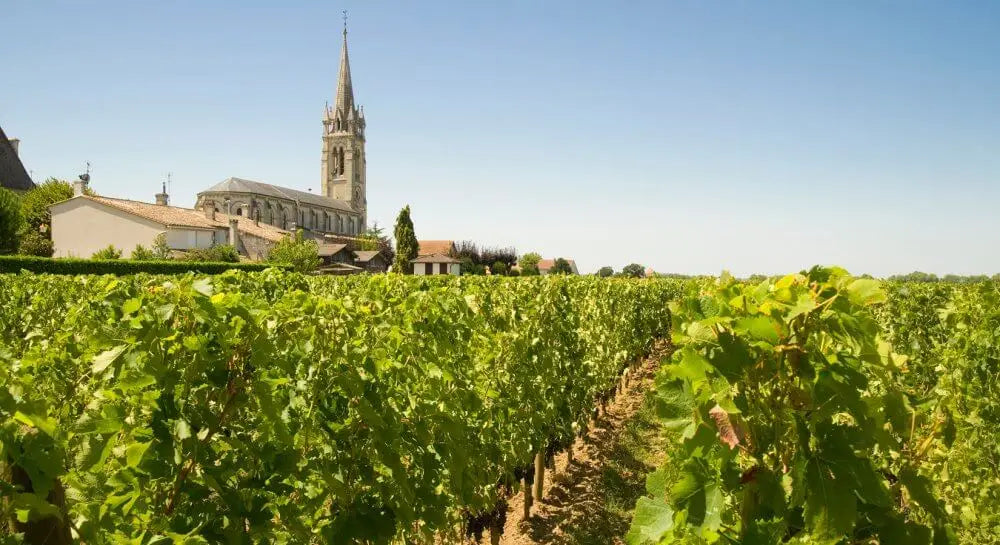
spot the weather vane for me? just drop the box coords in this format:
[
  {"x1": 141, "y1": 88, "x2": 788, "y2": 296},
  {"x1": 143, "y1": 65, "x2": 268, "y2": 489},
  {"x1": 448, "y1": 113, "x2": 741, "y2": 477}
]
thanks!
[{"x1": 342, "y1": 10, "x2": 348, "y2": 35}]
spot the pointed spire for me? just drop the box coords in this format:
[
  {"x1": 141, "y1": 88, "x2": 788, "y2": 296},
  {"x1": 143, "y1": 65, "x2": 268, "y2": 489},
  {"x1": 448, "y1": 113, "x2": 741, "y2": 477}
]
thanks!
[{"x1": 334, "y1": 11, "x2": 354, "y2": 115}]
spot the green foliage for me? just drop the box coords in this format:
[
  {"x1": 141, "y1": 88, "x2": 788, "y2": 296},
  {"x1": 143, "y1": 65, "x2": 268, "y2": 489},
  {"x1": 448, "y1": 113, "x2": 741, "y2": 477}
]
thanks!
[
  {"x1": 875, "y1": 281, "x2": 1000, "y2": 543},
  {"x1": 597, "y1": 266, "x2": 614, "y2": 278},
  {"x1": 460, "y1": 256, "x2": 486, "y2": 275},
  {"x1": 629, "y1": 268, "x2": 953, "y2": 544},
  {"x1": 181, "y1": 244, "x2": 239, "y2": 263},
  {"x1": 267, "y1": 230, "x2": 320, "y2": 273},
  {"x1": 0, "y1": 255, "x2": 282, "y2": 275},
  {"x1": 491, "y1": 261, "x2": 508, "y2": 276},
  {"x1": 16, "y1": 230, "x2": 54, "y2": 257},
  {"x1": 131, "y1": 244, "x2": 155, "y2": 261},
  {"x1": 392, "y1": 205, "x2": 418, "y2": 274},
  {"x1": 150, "y1": 233, "x2": 172, "y2": 259},
  {"x1": 621, "y1": 263, "x2": 645, "y2": 278},
  {"x1": 550, "y1": 257, "x2": 574, "y2": 275},
  {"x1": 0, "y1": 187, "x2": 21, "y2": 254},
  {"x1": 518, "y1": 252, "x2": 541, "y2": 276},
  {"x1": 91, "y1": 244, "x2": 122, "y2": 260},
  {"x1": 0, "y1": 272, "x2": 678, "y2": 542}
]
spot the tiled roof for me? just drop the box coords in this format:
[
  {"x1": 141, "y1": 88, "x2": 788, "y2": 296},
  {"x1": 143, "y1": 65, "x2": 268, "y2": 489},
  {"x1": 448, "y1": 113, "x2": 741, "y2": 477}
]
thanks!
[
  {"x1": 353, "y1": 250, "x2": 381, "y2": 262},
  {"x1": 85, "y1": 196, "x2": 289, "y2": 242},
  {"x1": 200, "y1": 177, "x2": 357, "y2": 213},
  {"x1": 0, "y1": 124, "x2": 34, "y2": 192},
  {"x1": 418, "y1": 240, "x2": 455, "y2": 256},
  {"x1": 317, "y1": 243, "x2": 349, "y2": 257},
  {"x1": 411, "y1": 253, "x2": 461, "y2": 264}
]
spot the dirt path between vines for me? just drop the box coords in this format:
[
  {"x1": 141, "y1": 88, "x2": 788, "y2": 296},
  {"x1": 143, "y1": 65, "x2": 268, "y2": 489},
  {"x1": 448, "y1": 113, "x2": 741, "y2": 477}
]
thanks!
[{"x1": 499, "y1": 340, "x2": 672, "y2": 545}]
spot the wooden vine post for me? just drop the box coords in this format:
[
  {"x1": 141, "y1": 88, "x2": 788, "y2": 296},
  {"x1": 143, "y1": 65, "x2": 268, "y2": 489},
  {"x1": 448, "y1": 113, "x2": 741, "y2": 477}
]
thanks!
[
  {"x1": 532, "y1": 451, "x2": 545, "y2": 501},
  {"x1": 523, "y1": 475, "x2": 533, "y2": 518}
]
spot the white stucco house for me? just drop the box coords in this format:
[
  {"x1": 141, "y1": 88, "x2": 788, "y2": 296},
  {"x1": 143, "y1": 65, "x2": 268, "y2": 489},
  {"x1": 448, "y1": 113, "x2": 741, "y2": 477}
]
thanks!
[
  {"x1": 50, "y1": 182, "x2": 289, "y2": 259},
  {"x1": 411, "y1": 254, "x2": 461, "y2": 275}
]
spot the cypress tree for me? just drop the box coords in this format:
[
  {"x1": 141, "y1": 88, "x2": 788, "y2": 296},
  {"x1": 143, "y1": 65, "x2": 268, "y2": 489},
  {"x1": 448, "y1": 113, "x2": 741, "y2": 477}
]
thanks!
[{"x1": 392, "y1": 205, "x2": 419, "y2": 274}]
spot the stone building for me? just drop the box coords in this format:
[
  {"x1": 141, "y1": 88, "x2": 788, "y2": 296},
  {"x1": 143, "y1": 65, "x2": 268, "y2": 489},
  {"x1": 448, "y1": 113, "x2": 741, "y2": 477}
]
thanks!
[
  {"x1": 194, "y1": 23, "x2": 367, "y2": 236},
  {"x1": 51, "y1": 179, "x2": 288, "y2": 259}
]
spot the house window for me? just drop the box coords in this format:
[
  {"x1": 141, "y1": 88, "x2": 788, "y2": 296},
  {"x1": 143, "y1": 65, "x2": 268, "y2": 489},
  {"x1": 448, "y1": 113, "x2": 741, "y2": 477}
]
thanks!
[
  {"x1": 439, "y1": 263, "x2": 447, "y2": 274},
  {"x1": 426, "y1": 263, "x2": 434, "y2": 275}
]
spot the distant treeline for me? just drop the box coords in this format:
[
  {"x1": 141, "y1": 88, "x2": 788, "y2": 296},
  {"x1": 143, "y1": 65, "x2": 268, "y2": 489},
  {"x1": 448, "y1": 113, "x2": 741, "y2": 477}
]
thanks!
[{"x1": 885, "y1": 271, "x2": 999, "y2": 283}]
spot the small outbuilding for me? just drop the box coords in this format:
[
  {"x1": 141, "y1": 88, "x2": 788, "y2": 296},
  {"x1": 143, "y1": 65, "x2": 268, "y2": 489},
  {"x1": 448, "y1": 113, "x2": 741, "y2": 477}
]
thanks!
[
  {"x1": 411, "y1": 253, "x2": 461, "y2": 276},
  {"x1": 353, "y1": 250, "x2": 389, "y2": 273}
]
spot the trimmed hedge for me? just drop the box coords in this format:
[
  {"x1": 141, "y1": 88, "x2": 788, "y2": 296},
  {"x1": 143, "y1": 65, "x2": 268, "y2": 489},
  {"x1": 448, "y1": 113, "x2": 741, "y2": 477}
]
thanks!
[{"x1": 0, "y1": 255, "x2": 288, "y2": 275}]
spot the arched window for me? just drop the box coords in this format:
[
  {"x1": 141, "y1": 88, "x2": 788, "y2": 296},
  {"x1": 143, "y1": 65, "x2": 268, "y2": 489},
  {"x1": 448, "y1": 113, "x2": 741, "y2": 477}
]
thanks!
[
  {"x1": 236, "y1": 208, "x2": 242, "y2": 216},
  {"x1": 339, "y1": 148, "x2": 345, "y2": 175}
]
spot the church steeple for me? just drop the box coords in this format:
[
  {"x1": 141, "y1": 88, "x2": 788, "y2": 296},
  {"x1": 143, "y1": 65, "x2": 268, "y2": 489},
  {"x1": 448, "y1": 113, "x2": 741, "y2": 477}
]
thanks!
[
  {"x1": 321, "y1": 11, "x2": 367, "y2": 229},
  {"x1": 334, "y1": 20, "x2": 355, "y2": 116}
]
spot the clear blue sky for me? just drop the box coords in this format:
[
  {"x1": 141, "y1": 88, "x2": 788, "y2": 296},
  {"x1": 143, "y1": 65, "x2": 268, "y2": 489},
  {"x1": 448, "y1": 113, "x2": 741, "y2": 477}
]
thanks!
[{"x1": 4, "y1": 1, "x2": 999, "y2": 276}]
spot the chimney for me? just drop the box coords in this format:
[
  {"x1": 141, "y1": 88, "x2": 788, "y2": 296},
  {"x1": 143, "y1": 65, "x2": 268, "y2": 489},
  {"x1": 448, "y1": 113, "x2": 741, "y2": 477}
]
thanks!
[
  {"x1": 228, "y1": 218, "x2": 239, "y2": 249},
  {"x1": 8, "y1": 138, "x2": 19, "y2": 156},
  {"x1": 72, "y1": 173, "x2": 90, "y2": 197},
  {"x1": 202, "y1": 200, "x2": 216, "y2": 221},
  {"x1": 155, "y1": 182, "x2": 169, "y2": 206}
]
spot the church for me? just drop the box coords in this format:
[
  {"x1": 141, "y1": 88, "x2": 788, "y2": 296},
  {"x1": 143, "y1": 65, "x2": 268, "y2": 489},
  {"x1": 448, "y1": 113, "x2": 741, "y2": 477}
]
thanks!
[{"x1": 195, "y1": 23, "x2": 368, "y2": 237}]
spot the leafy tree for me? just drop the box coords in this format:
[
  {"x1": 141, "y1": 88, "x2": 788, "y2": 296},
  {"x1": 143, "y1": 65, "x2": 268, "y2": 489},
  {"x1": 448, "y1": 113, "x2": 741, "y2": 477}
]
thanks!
[
  {"x1": 518, "y1": 252, "x2": 541, "y2": 276},
  {"x1": 358, "y1": 222, "x2": 395, "y2": 265},
  {"x1": 549, "y1": 258, "x2": 574, "y2": 275},
  {"x1": 267, "y1": 230, "x2": 320, "y2": 273},
  {"x1": 183, "y1": 244, "x2": 240, "y2": 263},
  {"x1": 460, "y1": 256, "x2": 485, "y2": 275},
  {"x1": 596, "y1": 266, "x2": 614, "y2": 278},
  {"x1": 0, "y1": 187, "x2": 21, "y2": 255},
  {"x1": 491, "y1": 261, "x2": 509, "y2": 276},
  {"x1": 91, "y1": 245, "x2": 122, "y2": 259},
  {"x1": 481, "y1": 246, "x2": 517, "y2": 268},
  {"x1": 17, "y1": 230, "x2": 53, "y2": 257},
  {"x1": 621, "y1": 263, "x2": 645, "y2": 278},
  {"x1": 392, "y1": 205, "x2": 418, "y2": 274},
  {"x1": 150, "y1": 233, "x2": 172, "y2": 259}
]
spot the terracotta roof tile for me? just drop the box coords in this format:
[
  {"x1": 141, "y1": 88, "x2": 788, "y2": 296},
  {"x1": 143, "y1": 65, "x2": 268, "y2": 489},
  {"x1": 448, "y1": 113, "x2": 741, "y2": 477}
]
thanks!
[
  {"x1": 418, "y1": 240, "x2": 455, "y2": 256},
  {"x1": 86, "y1": 196, "x2": 289, "y2": 242}
]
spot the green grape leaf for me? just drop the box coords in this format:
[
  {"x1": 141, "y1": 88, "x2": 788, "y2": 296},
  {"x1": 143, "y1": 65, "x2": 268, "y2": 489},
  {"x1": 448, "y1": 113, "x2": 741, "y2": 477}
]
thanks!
[
  {"x1": 899, "y1": 467, "x2": 945, "y2": 519},
  {"x1": 92, "y1": 345, "x2": 127, "y2": 374},
  {"x1": 625, "y1": 497, "x2": 674, "y2": 545},
  {"x1": 846, "y1": 278, "x2": 886, "y2": 306},
  {"x1": 803, "y1": 457, "x2": 856, "y2": 539}
]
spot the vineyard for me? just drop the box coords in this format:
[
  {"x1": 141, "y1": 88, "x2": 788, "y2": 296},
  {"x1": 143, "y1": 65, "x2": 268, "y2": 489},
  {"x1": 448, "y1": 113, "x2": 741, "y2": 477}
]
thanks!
[
  {"x1": 627, "y1": 268, "x2": 999, "y2": 545},
  {"x1": 0, "y1": 271, "x2": 678, "y2": 543},
  {"x1": 0, "y1": 268, "x2": 997, "y2": 544}
]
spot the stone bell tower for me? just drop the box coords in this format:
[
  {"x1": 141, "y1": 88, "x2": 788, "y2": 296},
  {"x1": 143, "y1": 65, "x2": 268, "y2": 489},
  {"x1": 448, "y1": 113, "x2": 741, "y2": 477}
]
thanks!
[{"x1": 321, "y1": 17, "x2": 367, "y2": 227}]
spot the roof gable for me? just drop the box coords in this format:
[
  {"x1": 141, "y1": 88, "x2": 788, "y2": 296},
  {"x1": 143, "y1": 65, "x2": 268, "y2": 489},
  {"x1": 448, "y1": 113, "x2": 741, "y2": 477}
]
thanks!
[{"x1": 0, "y1": 124, "x2": 34, "y2": 192}]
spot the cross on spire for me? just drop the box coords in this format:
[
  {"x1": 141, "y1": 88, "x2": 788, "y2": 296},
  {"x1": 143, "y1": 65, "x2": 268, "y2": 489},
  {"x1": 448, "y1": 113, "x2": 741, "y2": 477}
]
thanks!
[{"x1": 342, "y1": 10, "x2": 348, "y2": 38}]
